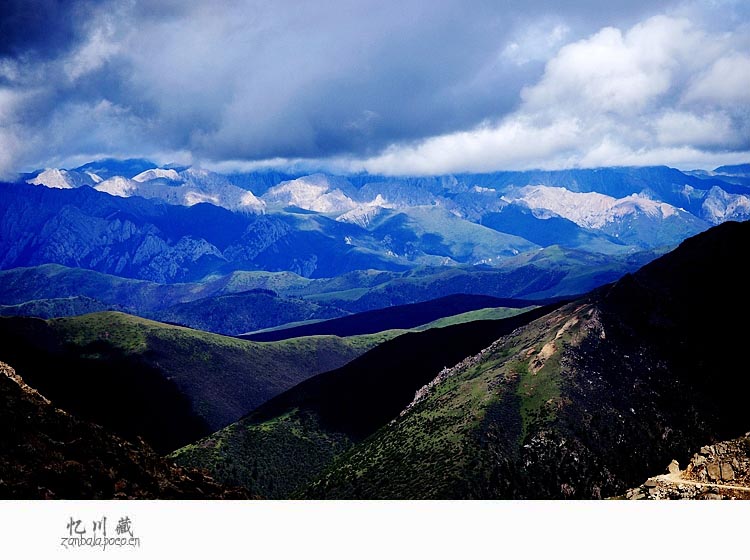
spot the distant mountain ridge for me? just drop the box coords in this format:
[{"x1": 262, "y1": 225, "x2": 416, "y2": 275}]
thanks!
[
  {"x1": 4, "y1": 160, "x2": 747, "y2": 337},
  {"x1": 0, "y1": 248, "x2": 656, "y2": 331},
  {"x1": 242, "y1": 293, "x2": 541, "y2": 341},
  {"x1": 20, "y1": 161, "x2": 750, "y2": 252},
  {"x1": 0, "y1": 180, "x2": 654, "y2": 291}
]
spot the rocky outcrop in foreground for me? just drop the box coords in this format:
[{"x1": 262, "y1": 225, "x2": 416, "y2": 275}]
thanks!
[
  {"x1": 0, "y1": 361, "x2": 249, "y2": 499},
  {"x1": 624, "y1": 434, "x2": 750, "y2": 500}
]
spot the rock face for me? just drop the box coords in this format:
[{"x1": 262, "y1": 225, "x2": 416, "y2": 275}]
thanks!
[
  {"x1": 0, "y1": 360, "x2": 249, "y2": 499},
  {"x1": 687, "y1": 442, "x2": 748, "y2": 485},
  {"x1": 623, "y1": 434, "x2": 750, "y2": 500},
  {"x1": 262, "y1": 174, "x2": 358, "y2": 213},
  {"x1": 707, "y1": 462, "x2": 721, "y2": 482},
  {"x1": 701, "y1": 186, "x2": 750, "y2": 224}
]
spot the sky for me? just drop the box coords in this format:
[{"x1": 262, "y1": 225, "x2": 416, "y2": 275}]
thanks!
[{"x1": 0, "y1": 0, "x2": 748, "y2": 178}]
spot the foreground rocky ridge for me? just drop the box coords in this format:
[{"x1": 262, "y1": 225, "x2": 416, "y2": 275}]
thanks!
[
  {"x1": 625, "y1": 434, "x2": 750, "y2": 500},
  {"x1": 0, "y1": 361, "x2": 248, "y2": 499}
]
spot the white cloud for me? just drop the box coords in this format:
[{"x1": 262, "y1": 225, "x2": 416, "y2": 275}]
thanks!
[
  {"x1": 685, "y1": 53, "x2": 750, "y2": 105},
  {"x1": 502, "y1": 20, "x2": 570, "y2": 66},
  {"x1": 655, "y1": 110, "x2": 738, "y2": 147},
  {"x1": 0, "y1": 127, "x2": 22, "y2": 180},
  {"x1": 359, "y1": 14, "x2": 750, "y2": 174},
  {"x1": 63, "y1": 21, "x2": 121, "y2": 81},
  {"x1": 363, "y1": 117, "x2": 582, "y2": 174},
  {"x1": 522, "y1": 17, "x2": 701, "y2": 116}
]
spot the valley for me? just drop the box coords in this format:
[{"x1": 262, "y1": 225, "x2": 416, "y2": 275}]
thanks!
[{"x1": 1, "y1": 160, "x2": 749, "y2": 500}]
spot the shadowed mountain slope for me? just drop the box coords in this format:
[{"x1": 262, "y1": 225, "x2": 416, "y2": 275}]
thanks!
[
  {"x1": 0, "y1": 312, "x2": 376, "y2": 453},
  {"x1": 0, "y1": 360, "x2": 248, "y2": 499},
  {"x1": 301, "y1": 221, "x2": 750, "y2": 498}
]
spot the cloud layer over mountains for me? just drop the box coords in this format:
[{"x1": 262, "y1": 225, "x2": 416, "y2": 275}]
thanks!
[{"x1": 0, "y1": 0, "x2": 748, "y2": 177}]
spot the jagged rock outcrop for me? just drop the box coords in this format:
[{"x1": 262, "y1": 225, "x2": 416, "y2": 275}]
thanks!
[{"x1": 624, "y1": 434, "x2": 750, "y2": 500}]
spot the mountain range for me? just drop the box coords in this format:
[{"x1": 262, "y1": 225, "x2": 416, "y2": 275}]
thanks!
[
  {"x1": 3, "y1": 160, "x2": 748, "y2": 335},
  {"x1": 1, "y1": 158, "x2": 750, "y2": 499}
]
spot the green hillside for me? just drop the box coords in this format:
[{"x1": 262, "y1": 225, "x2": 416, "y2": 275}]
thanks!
[
  {"x1": 303, "y1": 303, "x2": 580, "y2": 498},
  {"x1": 157, "y1": 290, "x2": 345, "y2": 335},
  {"x1": 170, "y1": 305, "x2": 559, "y2": 497},
  {"x1": 0, "y1": 312, "x2": 377, "y2": 452}
]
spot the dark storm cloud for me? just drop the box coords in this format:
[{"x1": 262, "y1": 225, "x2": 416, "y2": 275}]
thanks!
[
  {"x1": 0, "y1": 0, "x2": 747, "y2": 176},
  {"x1": 0, "y1": 0, "x2": 114, "y2": 60}
]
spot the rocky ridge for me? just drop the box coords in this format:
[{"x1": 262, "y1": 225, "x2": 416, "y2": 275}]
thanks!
[
  {"x1": 625, "y1": 434, "x2": 750, "y2": 500},
  {"x1": 0, "y1": 360, "x2": 249, "y2": 499}
]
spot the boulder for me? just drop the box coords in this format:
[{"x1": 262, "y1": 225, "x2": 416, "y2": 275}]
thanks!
[
  {"x1": 667, "y1": 460, "x2": 680, "y2": 475},
  {"x1": 720, "y1": 462, "x2": 735, "y2": 481}
]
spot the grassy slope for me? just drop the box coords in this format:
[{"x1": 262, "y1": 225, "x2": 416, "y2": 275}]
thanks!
[
  {"x1": 306, "y1": 245, "x2": 659, "y2": 311},
  {"x1": 416, "y1": 306, "x2": 534, "y2": 329},
  {"x1": 49, "y1": 312, "x2": 382, "y2": 428},
  {"x1": 0, "y1": 240, "x2": 656, "y2": 323},
  {"x1": 0, "y1": 361, "x2": 248, "y2": 499},
  {"x1": 302, "y1": 303, "x2": 581, "y2": 498},
  {"x1": 387, "y1": 205, "x2": 540, "y2": 262},
  {"x1": 170, "y1": 304, "x2": 558, "y2": 497},
  {"x1": 0, "y1": 295, "x2": 117, "y2": 319},
  {"x1": 155, "y1": 291, "x2": 345, "y2": 336},
  {"x1": 0, "y1": 312, "x2": 379, "y2": 452},
  {"x1": 172, "y1": 409, "x2": 353, "y2": 499}
]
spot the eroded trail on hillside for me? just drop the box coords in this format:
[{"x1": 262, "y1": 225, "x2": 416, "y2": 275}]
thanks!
[{"x1": 660, "y1": 472, "x2": 750, "y2": 492}]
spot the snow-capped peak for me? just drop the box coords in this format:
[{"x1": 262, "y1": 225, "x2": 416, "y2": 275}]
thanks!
[
  {"x1": 85, "y1": 171, "x2": 103, "y2": 184},
  {"x1": 505, "y1": 186, "x2": 686, "y2": 229},
  {"x1": 132, "y1": 168, "x2": 181, "y2": 182},
  {"x1": 27, "y1": 168, "x2": 94, "y2": 189},
  {"x1": 263, "y1": 174, "x2": 357, "y2": 214},
  {"x1": 701, "y1": 186, "x2": 750, "y2": 225},
  {"x1": 336, "y1": 194, "x2": 393, "y2": 227},
  {"x1": 94, "y1": 176, "x2": 138, "y2": 197}
]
